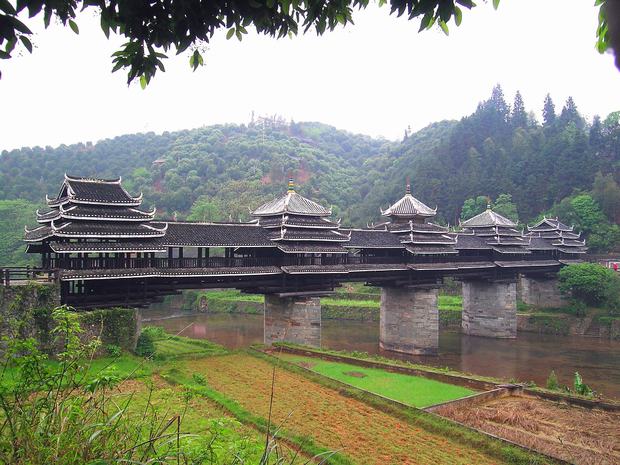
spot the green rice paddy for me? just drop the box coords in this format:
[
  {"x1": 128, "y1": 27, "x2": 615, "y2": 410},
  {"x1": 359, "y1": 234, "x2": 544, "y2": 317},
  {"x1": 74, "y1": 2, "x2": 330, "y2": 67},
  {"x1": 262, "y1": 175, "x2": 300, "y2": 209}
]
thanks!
[{"x1": 278, "y1": 354, "x2": 475, "y2": 408}]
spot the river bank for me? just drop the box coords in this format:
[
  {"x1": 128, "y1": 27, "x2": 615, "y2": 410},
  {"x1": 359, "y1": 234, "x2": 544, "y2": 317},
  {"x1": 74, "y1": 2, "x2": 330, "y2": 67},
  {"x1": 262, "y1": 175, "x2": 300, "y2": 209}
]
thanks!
[{"x1": 147, "y1": 288, "x2": 620, "y2": 339}]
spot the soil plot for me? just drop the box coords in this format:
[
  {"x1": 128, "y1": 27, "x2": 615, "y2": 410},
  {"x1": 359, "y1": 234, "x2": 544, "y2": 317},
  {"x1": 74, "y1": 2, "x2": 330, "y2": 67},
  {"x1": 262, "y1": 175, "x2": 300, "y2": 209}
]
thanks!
[
  {"x1": 435, "y1": 394, "x2": 620, "y2": 465},
  {"x1": 187, "y1": 354, "x2": 508, "y2": 465}
]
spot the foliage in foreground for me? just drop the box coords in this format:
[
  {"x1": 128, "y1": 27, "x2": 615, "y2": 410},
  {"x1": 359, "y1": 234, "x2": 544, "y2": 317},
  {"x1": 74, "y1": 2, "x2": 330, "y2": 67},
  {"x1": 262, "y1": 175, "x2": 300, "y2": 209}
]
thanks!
[{"x1": 0, "y1": 307, "x2": 326, "y2": 464}]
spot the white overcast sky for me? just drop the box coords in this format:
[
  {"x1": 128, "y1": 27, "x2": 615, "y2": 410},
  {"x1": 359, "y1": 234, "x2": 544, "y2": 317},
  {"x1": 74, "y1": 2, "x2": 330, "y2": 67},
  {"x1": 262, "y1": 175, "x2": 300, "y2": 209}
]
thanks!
[{"x1": 0, "y1": 0, "x2": 618, "y2": 151}]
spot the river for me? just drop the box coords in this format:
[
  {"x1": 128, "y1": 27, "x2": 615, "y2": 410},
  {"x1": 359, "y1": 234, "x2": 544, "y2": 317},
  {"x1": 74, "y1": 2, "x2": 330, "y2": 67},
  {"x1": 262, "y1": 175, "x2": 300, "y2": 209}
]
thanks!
[{"x1": 145, "y1": 311, "x2": 620, "y2": 400}]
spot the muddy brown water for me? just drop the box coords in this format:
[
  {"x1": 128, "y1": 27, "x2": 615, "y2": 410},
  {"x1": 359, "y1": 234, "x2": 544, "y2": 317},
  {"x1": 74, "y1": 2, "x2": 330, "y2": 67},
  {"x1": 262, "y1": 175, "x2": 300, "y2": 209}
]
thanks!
[{"x1": 145, "y1": 311, "x2": 620, "y2": 400}]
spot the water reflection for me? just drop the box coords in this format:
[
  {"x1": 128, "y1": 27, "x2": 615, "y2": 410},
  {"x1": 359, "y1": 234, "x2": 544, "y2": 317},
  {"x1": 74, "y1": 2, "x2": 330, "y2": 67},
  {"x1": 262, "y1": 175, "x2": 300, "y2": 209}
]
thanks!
[{"x1": 145, "y1": 311, "x2": 620, "y2": 399}]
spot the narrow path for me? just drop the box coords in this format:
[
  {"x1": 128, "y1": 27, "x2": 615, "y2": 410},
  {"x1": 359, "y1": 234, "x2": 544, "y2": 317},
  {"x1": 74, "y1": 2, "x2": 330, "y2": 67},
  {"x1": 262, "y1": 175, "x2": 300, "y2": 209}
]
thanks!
[{"x1": 186, "y1": 354, "x2": 507, "y2": 465}]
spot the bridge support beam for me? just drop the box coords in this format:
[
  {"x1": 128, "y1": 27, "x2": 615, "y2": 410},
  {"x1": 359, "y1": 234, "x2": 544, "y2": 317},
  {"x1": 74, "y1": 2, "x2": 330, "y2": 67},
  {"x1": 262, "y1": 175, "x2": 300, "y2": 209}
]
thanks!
[
  {"x1": 462, "y1": 280, "x2": 517, "y2": 338},
  {"x1": 520, "y1": 275, "x2": 566, "y2": 308},
  {"x1": 264, "y1": 295, "x2": 321, "y2": 347},
  {"x1": 379, "y1": 285, "x2": 439, "y2": 355}
]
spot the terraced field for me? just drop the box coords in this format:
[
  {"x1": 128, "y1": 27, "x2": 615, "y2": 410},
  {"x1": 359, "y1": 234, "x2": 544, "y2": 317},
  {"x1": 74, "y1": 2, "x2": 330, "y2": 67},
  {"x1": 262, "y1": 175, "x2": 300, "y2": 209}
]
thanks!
[{"x1": 185, "y1": 353, "x2": 509, "y2": 465}]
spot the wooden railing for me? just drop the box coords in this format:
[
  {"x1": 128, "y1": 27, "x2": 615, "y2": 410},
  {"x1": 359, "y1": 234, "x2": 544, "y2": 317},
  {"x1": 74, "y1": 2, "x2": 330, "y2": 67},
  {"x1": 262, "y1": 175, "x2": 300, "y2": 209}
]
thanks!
[{"x1": 1, "y1": 267, "x2": 57, "y2": 286}]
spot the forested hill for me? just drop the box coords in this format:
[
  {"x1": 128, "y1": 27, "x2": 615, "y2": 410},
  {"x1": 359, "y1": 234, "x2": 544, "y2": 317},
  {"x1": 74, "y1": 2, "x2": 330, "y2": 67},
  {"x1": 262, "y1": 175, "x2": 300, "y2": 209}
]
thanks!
[{"x1": 1, "y1": 87, "x2": 619, "y2": 265}]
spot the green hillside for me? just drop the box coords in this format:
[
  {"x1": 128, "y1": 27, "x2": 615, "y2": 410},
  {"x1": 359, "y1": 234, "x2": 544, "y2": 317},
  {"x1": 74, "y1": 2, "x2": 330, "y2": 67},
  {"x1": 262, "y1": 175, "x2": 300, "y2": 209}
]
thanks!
[{"x1": 2, "y1": 87, "x2": 619, "y2": 265}]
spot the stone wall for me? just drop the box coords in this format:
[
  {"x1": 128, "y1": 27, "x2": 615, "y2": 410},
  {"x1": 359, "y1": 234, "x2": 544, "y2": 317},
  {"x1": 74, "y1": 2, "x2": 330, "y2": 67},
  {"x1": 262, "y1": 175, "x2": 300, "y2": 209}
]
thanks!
[
  {"x1": 520, "y1": 276, "x2": 567, "y2": 308},
  {"x1": 0, "y1": 283, "x2": 139, "y2": 354},
  {"x1": 462, "y1": 280, "x2": 517, "y2": 338},
  {"x1": 379, "y1": 286, "x2": 439, "y2": 355},
  {"x1": 264, "y1": 295, "x2": 321, "y2": 347}
]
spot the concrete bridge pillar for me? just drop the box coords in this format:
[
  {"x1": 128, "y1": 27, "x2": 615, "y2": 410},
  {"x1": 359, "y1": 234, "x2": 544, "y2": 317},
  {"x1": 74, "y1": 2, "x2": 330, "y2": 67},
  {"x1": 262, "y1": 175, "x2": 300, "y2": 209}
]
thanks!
[
  {"x1": 462, "y1": 280, "x2": 517, "y2": 338},
  {"x1": 520, "y1": 275, "x2": 566, "y2": 308},
  {"x1": 379, "y1": 285, "x2": 439, "y2": 355},
  {"x1": 264, "y1": 295, "x2": 321, "y2": 347}
]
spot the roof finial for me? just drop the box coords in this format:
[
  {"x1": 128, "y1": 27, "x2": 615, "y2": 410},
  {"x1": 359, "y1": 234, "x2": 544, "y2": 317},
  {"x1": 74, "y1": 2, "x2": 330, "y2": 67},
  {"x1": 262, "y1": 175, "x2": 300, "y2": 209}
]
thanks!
[
  {"x1": 486, "y1": 196, "x2": 492, "y2": 210},
  {"x1": 287, "y1": 177, "x2": 295, "y2": 193},
  {"x1": 405, "y1": 176, "x2": 411, "y2": 195}
]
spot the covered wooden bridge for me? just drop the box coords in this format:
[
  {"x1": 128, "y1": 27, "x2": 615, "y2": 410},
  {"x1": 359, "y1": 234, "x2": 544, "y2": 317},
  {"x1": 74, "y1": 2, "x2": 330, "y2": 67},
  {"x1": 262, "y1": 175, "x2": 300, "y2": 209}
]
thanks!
[{"x1": 20, "y1": 174, "x2": 586, "y2": 354}]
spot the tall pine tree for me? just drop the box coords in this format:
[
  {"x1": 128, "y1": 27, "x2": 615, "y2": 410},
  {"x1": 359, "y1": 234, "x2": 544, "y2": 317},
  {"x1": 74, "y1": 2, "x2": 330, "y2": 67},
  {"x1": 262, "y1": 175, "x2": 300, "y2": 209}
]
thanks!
[
  {"x1": 511, "y1": 91, "x2": 528, "y2": 128},
  {"x1": 542, "y1": 93, "x2": 556, "y2": 126}
]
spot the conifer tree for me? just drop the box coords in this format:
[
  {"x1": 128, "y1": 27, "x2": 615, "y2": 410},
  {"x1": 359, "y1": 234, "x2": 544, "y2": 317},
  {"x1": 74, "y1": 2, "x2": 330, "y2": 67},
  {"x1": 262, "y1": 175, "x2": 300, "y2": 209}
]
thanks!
[
  {"x1": 542, "y1": 93, "x2": 556, "y2": 126},
  {"x1": 510, "y1": 91, "x2": 528, "y2": 128}
]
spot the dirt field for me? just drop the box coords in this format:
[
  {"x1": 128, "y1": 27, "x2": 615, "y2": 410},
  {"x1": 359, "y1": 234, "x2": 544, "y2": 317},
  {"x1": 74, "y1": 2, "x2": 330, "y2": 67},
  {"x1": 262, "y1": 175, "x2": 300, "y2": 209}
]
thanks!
[
  {"x1": 186, "y1": 354, "x2": 515, "y2": 465},
  {"x1": 435, "y1": 394, "x2": 620, "y2": 465}
]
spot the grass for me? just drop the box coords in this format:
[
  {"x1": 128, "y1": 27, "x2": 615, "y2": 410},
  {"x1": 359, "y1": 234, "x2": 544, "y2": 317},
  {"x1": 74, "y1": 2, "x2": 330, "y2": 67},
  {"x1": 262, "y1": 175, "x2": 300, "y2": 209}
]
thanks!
[
  {"x1": 203, "y1": 289, "x2": 463, "y2": 311},
  {"x1": 278, "y1": 354, "x2": 475, "y2": 408}
]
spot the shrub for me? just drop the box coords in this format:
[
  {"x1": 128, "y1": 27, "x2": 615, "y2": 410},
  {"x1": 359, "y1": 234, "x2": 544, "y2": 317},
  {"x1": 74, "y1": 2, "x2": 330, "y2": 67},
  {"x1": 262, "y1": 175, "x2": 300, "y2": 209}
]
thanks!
[
  {"x1": 192, "y1": 373, "x2": 207, "y2": 385},
  {"x1": 573, "y1": 372, "x2": 593, "y2": 397},
  {"x1": 546, "y1": 370, "x2": 559, "y2": 390},
  {"x1": 105, "y1": 343, "x2": 122, "y2": 357},
  {"x1": 135, "y1": 330, "x2": 156, "y2": 357},
  {"x1": 558, "y1": 263, "x2": 617, "y2": 307}
]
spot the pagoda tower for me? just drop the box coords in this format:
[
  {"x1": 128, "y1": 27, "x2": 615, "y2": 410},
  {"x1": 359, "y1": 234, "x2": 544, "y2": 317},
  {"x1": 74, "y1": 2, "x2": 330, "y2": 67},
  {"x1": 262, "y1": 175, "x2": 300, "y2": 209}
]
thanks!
[
  {"x1": 378, "y1": 181, "x2": 456, "y2": 256},
  {"x1": 459, "y1": 205, "x2": 529, "y2": 256},
  {"x1": 526, "y1": 217, "x2": 587, "y2": 256},
  {"x1": 25, "y1": 174, "x2": 166, "y2": 265},
  {"x1": 252, "y1": 178, "x2": 350, "y2": 256}
]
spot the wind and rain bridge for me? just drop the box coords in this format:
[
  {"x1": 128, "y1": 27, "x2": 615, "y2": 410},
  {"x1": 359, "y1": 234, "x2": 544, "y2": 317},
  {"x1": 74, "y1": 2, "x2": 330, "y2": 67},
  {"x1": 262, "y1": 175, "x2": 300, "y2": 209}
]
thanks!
[{"x1": 21, "y1": 174, "x2": 586, "y2": 355}]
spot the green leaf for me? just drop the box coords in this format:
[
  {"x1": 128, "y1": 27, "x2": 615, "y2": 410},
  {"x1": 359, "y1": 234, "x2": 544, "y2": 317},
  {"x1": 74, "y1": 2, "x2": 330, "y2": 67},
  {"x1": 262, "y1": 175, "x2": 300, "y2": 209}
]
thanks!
[
  {"x1": 0, "y1": 0, "x2": 16, "y2": 15},
  {"x1": 454, "y1": 6, "x2": 462, "y2": 26},
  {"x1": 492, "y1": 0, "x2": 500, "y2": 10},
  {"x1": 438, "y1": 19, "x2": 449, "y2": 35},
  {"x1": 69, "y1": 19, "x2": 79, "y2": 35},
  {"x1": 418, "y1": 11, "x2": 433, "y2": 32},
  {"x1": 20, "y1": 35, "x2": 32, "y2": 53},
  {"x1": 226, "y1": 28, "x2": 235, "y2": 40},
  {"x1": 139, "y1": 75, "x2": 147, "y2": 89},
  {"x1": 0, "y1": 50, "x2": 10, "y2": 59}
]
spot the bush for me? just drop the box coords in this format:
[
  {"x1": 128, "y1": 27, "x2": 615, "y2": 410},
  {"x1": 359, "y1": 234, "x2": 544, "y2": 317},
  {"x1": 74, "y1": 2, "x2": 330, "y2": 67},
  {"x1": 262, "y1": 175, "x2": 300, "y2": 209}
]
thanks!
[
  {"x1": 558, "y1": 263, "x2": 617, "y2": 307},
  {"x1": 546, "y1": 370, "x2": 559, "y2": 390},
  {"x1": 105, "y1": 343, "x2": 122, "y2": 357},
  {"x1": 573, "y1": 372, "x2": 593, "y2": 397},
  {"x1": 135, "y1": 330, "x2": 156, "y2": 357}
]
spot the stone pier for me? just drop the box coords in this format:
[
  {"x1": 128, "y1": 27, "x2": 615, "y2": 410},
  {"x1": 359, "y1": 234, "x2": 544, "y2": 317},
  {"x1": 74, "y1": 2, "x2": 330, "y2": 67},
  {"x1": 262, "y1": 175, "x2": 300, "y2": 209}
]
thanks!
[
  {"x1": 520, "y1": 275, "x2": 566, "y2": 308},
  {"x1": 462, "y1": 280, "x2": 517, "y2": 338},
  {"x1": 264, "y1": 295, "x2": 321, "y2": 347},
  {"x1": 379, "y1": 286, "x2": 439, "y2": 355}
]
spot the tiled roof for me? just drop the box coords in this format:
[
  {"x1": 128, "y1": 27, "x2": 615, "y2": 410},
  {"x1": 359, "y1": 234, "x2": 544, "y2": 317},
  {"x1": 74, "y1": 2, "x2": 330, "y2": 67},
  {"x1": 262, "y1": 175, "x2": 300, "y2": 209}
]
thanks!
[
  {"x1": 48, "y1": 174, "x2": 142, "y2": 206},
  {"x1": 491, "y1": 246, "x2": 531, "y2": 254},
  {"x1": 345, "y1": 229, "x2": 405, "y2": 249},
  {"x1": 460, "y1": 208, "x2": 517, "y2": 228},
  {"x1": 60, "y1": 205, "x2": 155, "y2": 221},
  {"x1": 24, "y1": 225, "x2": 53, "y2": 241},
  {"x1": 157, "y1": 222, "x2": 275, "y2": 247},
  {"x1": 269, "y1": 229, "x2": 350, "y2": 242},
  {"x1": 528, "y1": 218, "x2": 573, "y2": 232},
  {"x1": 388, "y1": 222, "x2": 449, "y2": 233},
  {"x1": 252, "y1": 191, "x2": 331, "y2": 217},
  {"x1": 455, "y1": 234, "x2": 492, "y2": 250},
  {"x1": 381, "y1": 192, "x2": 436, "y2": 218},
  {"x1": 346, "y1": 263, "x2": 409, "y2": 272},
  {"x1": 258, "y1": 215, "x2": 339, "y2": 229},
  {"x1": 46, "y1": 221, "x2": 167, "y2": 238}
]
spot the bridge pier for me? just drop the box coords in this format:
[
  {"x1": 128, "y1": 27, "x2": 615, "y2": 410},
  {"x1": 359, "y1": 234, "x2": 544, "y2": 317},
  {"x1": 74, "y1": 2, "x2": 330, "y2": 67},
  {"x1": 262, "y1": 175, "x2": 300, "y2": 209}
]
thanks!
[
  {"x1": 462, "y1": 279, "x2": 517, "y2": 338},
  {"x1": 379, "y1": 285, "x2": 439, "y2": 355},
  {"x1": 264, "y1": 295, "x2": 321, "y2": 347},
  {"x1": 520, "y1": 275, "x2": 566, "y2": 308}
]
